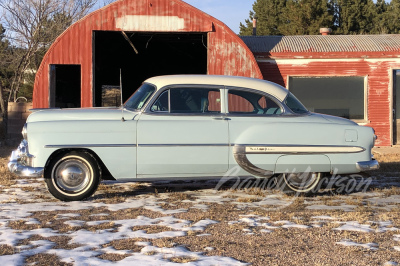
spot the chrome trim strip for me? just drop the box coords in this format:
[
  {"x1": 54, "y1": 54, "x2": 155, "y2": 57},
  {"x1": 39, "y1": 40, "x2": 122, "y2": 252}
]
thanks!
[
  {"x1": 233, "y1": 144, "x2": 365, "y2": 154},
  {"x1": 138, "y1": 144, "x2": 229, "y2": 147},
  {"x1": 44, "y1": 144, "x2": 136, "y2": 148},
  {"x1": 232, "y1": 145, "x2": 274, "y2": 178}
]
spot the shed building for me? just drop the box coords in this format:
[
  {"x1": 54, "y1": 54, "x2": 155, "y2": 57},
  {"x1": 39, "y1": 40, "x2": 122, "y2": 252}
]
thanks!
[
  {"x1": 32, "y1": 0, "x2": 400, "y2": 147},
  {"x1": 33, "y1": 0, "x2": 261, "y2": 109},
  {"x1": 241, "y1": 35, "x2": 400, "y2": 147}
]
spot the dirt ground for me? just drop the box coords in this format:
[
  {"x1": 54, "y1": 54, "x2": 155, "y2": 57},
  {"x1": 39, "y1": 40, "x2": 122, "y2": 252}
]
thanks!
[{"x1": 0, "y1": 146, "x2": 400, "y2": 265}]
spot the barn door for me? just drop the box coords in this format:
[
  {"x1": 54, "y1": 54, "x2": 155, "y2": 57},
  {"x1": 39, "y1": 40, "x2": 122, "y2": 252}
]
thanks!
[{"x1": 394, "y1": 70, "x2": 400, "y2": 145}]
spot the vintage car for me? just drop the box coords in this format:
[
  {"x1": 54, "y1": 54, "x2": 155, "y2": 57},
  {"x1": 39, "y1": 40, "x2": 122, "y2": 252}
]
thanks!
[{"x1": 8, "y1": 75, "x2": 379, "y2": 201}]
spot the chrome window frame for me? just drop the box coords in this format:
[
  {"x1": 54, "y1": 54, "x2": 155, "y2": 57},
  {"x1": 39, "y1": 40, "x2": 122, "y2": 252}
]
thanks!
[
  {"x1": 143, "y1": 84, "x2": 224, "y2": 116},
  {"x1": 225, "y1": 86, "x2": 292, "y2": 117}
]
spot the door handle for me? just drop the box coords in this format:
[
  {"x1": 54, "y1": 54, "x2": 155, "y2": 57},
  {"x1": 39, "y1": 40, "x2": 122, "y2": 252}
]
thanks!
[{"x1": 212, "y1": 117, "x2": 230, "y2": 121}]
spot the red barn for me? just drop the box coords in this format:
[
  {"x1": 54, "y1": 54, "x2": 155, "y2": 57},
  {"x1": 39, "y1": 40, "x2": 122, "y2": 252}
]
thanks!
[
  {"x1": 242, "y1": 35, "x2": 400, "y2": 147},
  {"x1": 32, "y1": 0, "x2": 400, "y2": 147},
  {"x1": 33, "y1": 0, "x2": 261, "y2": 109}
]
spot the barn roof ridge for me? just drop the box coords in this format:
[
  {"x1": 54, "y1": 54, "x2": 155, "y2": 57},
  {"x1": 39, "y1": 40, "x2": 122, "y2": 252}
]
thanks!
[{"x1": 240, "y1": 34, "x2": 400, "y2": 53}]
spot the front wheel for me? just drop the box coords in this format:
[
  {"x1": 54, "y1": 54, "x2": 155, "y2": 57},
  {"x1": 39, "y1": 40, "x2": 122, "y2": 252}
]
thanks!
[
  {"x1": 44, "y1": 151, "x2": 100, "y2": 201},
  {"x1": 277, "y1": 172, "x2": 322, "y2": 195}
]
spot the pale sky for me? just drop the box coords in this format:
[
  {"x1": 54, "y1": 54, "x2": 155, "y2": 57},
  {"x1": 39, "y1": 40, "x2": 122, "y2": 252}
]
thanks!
[{"x1": 182, "y1": 0, "x2": 254, "y2": 34}]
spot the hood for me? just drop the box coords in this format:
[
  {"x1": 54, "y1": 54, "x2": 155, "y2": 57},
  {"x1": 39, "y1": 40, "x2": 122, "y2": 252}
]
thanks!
[{"x1": 27, "y1": 107, "x2": 139, "y2": 123}]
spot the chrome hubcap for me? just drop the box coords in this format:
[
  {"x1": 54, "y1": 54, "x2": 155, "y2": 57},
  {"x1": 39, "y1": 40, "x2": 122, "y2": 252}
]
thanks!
[
  {"x1": 54, "y1": 159, "x2": 90, "y2": 193},
  {"x1": 284, "y1": 172, "x2": 320, "y2": 191}
]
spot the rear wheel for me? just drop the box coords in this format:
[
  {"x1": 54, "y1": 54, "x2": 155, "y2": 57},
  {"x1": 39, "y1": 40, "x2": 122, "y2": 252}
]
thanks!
[
  {"x1": 44, "y1": 151, "x2": 100, "y2": 201},
  {"x1": 277, "y1": 172, "x2": 321, "y2": 195}
]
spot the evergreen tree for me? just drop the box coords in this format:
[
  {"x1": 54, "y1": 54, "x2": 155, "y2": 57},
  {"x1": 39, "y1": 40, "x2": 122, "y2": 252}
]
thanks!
[
  {"x1": 386, "y1": 0, "x2": 400, "y2": 34},
  {"x1": 239, "y1": 0, "x2": 287, "y2": 35},
  {"x1": 240, "y1": 0, "x2": 399, "y2": 35},
  {"x1": 371, "y1": 0, "x2": 390, "y2": 34},
  {"x1": 331, "y1": 0, "x2": 377, "y2": 34},
  {"x1": 280, "y1": 0, "x2": 334, "y2": 35}
]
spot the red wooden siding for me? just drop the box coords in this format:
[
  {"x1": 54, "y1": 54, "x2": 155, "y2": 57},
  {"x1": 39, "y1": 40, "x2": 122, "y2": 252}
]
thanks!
[
  {"x1": 257, "y1": 58, "x2": 400, "y2": 146},
  {"x1": 33, "y1": 0, "x2": 262, "y2": 108}
]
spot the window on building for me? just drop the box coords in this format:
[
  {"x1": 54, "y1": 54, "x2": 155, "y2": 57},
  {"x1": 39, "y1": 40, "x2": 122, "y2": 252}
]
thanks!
[{"x1": 288, "y1": 76, "x2": 366, "y2": 120}]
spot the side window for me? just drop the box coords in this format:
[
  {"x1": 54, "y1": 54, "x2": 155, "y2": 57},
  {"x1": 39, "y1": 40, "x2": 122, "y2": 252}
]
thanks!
[
  {"x1": 170, "y1": 88, "x2": 221, "y2": 113},
  {"x1": 151, "y1": 90, "x2": 169, "y2": 112},
  {"x1": 228, "y1": 89, "x2": 282, "y2": 115}
]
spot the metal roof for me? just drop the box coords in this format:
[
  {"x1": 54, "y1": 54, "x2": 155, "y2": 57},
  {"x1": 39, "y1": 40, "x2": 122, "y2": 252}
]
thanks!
[{"x1": 240, "y1": 35, "x2": 400, "y2": 53}]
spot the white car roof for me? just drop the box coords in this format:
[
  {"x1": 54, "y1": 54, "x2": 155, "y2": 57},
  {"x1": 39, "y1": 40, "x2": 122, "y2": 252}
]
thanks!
[{"x1": 144, "y1": 75, "x2": 289, "y2": 101}]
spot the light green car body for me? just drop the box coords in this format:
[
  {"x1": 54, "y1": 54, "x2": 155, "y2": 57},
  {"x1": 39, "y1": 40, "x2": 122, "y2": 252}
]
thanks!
[{"x1": 9, "y1": 75, "x2": 378, "y2": 184}]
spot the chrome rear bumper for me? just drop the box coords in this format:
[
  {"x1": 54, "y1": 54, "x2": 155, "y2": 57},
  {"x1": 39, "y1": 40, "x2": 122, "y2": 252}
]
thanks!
[
  {"x1": 8, "y1": 140, "x2": 44, "y2": 177},
  {"x1": 356, "y1": 159, "x2": 379, "y2": 171}
]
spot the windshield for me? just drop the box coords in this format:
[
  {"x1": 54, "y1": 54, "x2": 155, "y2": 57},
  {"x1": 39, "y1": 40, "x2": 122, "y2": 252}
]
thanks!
[
  {"x1": 284, "y1": 92, "x2": 309, "y2": 114},
  {"x1": 124, "y1": 83, "x2": 156, "y2": 110}
]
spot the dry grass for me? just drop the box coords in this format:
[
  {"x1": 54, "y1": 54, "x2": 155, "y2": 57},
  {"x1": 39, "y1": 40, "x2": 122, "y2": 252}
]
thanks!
[
  {"x1": 151, "y1": 238, "x2": 176, "y2": 248},
  {"x1": 24, "y1": 253, "x2": 72, "y2": 266},
  {"x1": 236, "y1": 197, "x2": 262, "y2": 203},
  {"x1": 372, "y1": 153, "x2": 400, "y2": 173},
  {"x1": 97, "y1": 253, "x2": 132, "y2": 261},
  {"x1": 103, "y1": 238, "x2": 146, "y2": 252},
  {"x1": 8, "y1": 220, "x2": 42, "y2": 231},
  {"x1": 0, "y1": 150, "x2": 400, "y2": 265},
  {"x1": 130, "y1": 225, "x2": 176, "y2": 234},
  {"x1": 168, "y1": 192, "x2": 193, "y2": 201},
  {"x1": 0, "y1": 147, "x2": 17, "y2": 187},
  {"x1": 169, "y1": 256, "x2": 199, "y2": 263},
  {"x1": 17, "y1": 235, "x2": 82, "y2": 250},
  {"x1": 0, "y1": 244, "x2": 15, "y2": 255}
]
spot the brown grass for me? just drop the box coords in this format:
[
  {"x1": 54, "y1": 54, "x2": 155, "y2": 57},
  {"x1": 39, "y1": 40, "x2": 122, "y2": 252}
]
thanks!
[
  {"x1": 0, "y1": 147, "x2": 17, "y2": 187},
  {"x1": 130, "y1": 225, "x2": 176, "y2": 234},
  {"x1": 17, "y1": 235, "x2": 81, "y2": 250},
  {"x1": 151, "y1": 238, "x2": 176, "y2": 248},
  {"x1": 103, "y1": 238, "x2": 146, "y2": 252},
  {"x1": 0, "y1": 244, "x2": 15, "y2": 255},
  {"x1": 372, "y1": 153, "x2": 400, "y2": 173},
  {"x1": 169, "y1": 256, "x2": 199, "y2": 263},
  {"x1": 236, "y1": 197, "x2": 262, "y2": 203},
  {"x1": 24, "y1": 253, "x2": 72, "y2": 266},
  {"x1": 0, "y1": 151, "x2": 400, "y2": 265},
  {"x1": 97, "y1": 253, "x2": 132, "y2": 261}
]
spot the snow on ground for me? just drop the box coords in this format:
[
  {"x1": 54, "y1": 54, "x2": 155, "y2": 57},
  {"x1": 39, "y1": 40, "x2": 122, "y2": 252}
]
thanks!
[
  {"x1": 336, "y1": 239, "x2": 379, "y2": 250},
  {"x1": 0, "y1": 175, "x2": 400, "y2": 265}
]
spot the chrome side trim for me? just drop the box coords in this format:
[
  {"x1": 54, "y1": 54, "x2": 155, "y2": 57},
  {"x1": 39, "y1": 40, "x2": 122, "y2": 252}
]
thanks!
[
  {"x1": 138, "y1": 144, "x2": 229, "y2": 147},
  {"x1": 44, "y1": 144, "x2": 136, "y2": 148},
  {"x1": 233, "y1": 145, "x2": 274, "y2": 178},
  {"x1": 234, "y1": 144, "x2": 365, "y2": 154}
]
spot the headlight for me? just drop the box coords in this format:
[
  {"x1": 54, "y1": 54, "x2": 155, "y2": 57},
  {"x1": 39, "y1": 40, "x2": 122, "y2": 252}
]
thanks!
[{"x1": 22, "y1": 123, "x2": 27, "y2": 140}]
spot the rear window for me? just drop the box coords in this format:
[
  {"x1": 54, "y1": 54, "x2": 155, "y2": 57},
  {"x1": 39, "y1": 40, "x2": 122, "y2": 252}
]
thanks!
[{"x1": 284, "y1": 92, "x2": 309, "y2": 114}]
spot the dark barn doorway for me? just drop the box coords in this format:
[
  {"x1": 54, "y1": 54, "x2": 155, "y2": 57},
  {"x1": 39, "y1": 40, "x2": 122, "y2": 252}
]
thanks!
[
  {"x1": 93, "y1": 31, "x2": 208, "y2": 107},
  {"x1": 49, "y1": 64, "x2": 81, "y2": 108}
]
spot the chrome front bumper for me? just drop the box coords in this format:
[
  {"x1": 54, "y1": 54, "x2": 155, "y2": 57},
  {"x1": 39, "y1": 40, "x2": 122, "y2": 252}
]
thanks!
[
  {"x1": 356, "y1": 159, "x2": 380, "y2": 171},
  {"x1": 8, "y1": 140, "x2": 44, "y2": 177}
]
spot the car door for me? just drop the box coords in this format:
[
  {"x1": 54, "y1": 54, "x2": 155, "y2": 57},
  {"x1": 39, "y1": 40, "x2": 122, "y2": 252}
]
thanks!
[
  {"x1": 226, "y1": 88, "x2": 284, "y2": 175},
  {"x1": 136, "y1": 86, "x2": 229, "y2": 176}
]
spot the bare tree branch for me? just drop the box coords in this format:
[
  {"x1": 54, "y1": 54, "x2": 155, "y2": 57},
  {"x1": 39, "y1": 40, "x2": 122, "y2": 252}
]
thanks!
[{"x1": 0, "y1": 0, "x2": 98, "y2": 102}]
